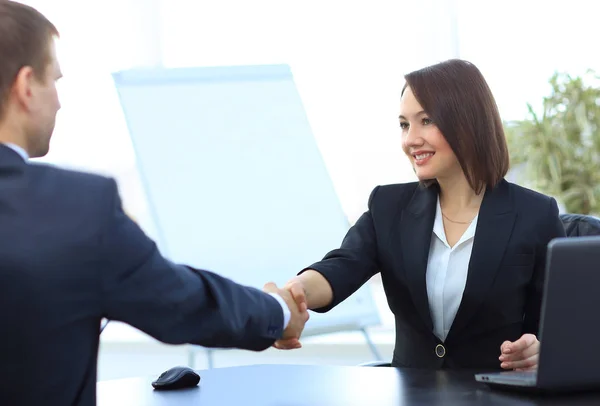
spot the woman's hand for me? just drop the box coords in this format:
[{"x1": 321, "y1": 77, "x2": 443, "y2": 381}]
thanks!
[{"x1": 499, "y1": 333, "x2": 540, "y2": 371}]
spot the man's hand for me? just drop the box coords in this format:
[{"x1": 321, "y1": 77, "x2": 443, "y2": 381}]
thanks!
[
  {"x1": 272, "y1": 278, "x2": 309, "y2": 349},
  {"x1": 263, "y1": 282, "x2": 309, "y2": 350},
  {"x1": 499, "y1": 333, "x2": 540, "y2": 371}
]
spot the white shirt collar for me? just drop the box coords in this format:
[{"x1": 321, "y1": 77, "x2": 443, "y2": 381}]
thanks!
[
  {"x1": 432, "y1": 195, "x2": 478, "y2": 249},
  {"x1": 2, "y1": 143, "x2": 29, "y2": 161}
]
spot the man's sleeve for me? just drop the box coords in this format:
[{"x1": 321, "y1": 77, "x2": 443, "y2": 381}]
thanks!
[{"x1": 98, "y1": 178, "x2": 284, "y2": 351}]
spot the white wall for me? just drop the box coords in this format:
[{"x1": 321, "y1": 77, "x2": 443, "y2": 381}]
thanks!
[
  {"x1": 457, "y1": 0, "x2": 600, "y2": 121},
  {"x1": 22, "y1": 0, "x2": 599, "y2": 223}
]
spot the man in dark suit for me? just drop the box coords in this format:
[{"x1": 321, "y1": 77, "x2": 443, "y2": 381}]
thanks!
[{"x1": 0, "y1": 2, "x2": 308, "y2": 405}]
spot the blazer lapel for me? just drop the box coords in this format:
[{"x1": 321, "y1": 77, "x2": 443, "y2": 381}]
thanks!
[
  {"x1": 446, "y1": 180, "x2": 516, "y2": 342},
  {"x1": 400, "y1": 184, "x2": 438, "y2": 332}
]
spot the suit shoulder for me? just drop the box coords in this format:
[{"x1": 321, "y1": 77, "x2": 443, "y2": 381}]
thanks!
[
  {"x1": 27, "y1": 163, "x2": 120, "y2": 220},
  {"x1": 506, "y1": 181, "x2": 555, "y2": 207},
  {"x1": 29, "y1": 162, "x2": 117, "y2": 191},
  {"x1": 368, "y1": 181, "x2": 420, "y2": 209}
]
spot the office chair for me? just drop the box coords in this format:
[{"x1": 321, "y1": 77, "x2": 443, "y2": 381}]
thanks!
[
  {"x1": 560, "y1": 213, "x2": 600, "y2": 236},
  {"x1": 359, "y1": 213, "x2": 600, "y2": 367}
]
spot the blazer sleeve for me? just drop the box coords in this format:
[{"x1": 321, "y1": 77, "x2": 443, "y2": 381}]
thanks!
[
  {"x1": 522, "y1": 197, "x2": 566, "y2": 335},
  {"x1": 300, "y1": 186, "x2": 381, "y2": 312},
  {"x1": 98, "y1": 178, "x2": 284, "y2": 351}
]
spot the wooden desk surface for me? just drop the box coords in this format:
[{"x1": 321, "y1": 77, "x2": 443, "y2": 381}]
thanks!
[{"x1": 97, "y1": 364, "x2": 600, "y2": 406}]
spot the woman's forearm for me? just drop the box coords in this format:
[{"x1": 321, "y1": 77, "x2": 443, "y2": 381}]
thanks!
[{"x1": 294, "y1": 269, "x2": 334, "y2": 310}]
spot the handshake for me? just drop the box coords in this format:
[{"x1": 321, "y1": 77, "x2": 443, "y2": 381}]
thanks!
[{"x1": 263, "y1": 279, "x2": 310, "y2": 350}]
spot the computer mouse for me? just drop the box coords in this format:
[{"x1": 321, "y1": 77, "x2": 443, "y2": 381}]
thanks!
[{"x1": 151, "y1": 366, "x2": 201, "y2": 390}]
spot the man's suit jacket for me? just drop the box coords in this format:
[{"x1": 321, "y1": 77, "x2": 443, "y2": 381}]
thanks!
[
  {"x1": 0, "y1": 145, "x2": 284, "y2": 405},
  {"x1": 305, "y1": 180, "x2": 566, "y2": 369}
]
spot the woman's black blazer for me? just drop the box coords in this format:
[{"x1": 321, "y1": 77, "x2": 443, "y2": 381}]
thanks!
[{"x1": 303, "y1": 180, "x2": 566, "y2": 369}]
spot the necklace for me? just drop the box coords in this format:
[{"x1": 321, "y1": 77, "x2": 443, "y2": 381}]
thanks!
[{"x1": 442, "y1": 212, "x2": 475, "y2": 224}]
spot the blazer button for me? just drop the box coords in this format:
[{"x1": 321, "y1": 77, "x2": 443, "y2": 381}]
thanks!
[{"x1": 435, "y1": 344, "x2": 446, "y2": 358}]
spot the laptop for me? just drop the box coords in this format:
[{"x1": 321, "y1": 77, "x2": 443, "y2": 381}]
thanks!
[{"x1": 475, "y1": 236, "x2": 600, "y2": 392}]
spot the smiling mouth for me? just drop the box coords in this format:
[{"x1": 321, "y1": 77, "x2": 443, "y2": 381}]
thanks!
[
  {"x1": 413, "y1": 152, "x2": 434, "y2": 160},
  {"x1": 411, "y1": 152, "x2": 435, "y2": 167}
]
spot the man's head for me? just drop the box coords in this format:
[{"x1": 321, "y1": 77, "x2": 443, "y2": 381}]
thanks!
[{"x1": 0, "y1": 1, "x2": 61, "y2": 158}]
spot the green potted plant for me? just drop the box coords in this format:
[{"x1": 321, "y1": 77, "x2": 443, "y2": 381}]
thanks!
[{"x1": 505, "y1": 70, "x2": 600, "y2": 216}]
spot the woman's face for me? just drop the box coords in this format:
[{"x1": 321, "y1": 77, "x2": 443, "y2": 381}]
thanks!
[{"x1": 399, "y1": 86, "x2": 461, "y2": 182}]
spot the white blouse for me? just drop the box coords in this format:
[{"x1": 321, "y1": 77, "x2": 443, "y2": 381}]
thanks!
[{"x1": 426, "y1": 196, "x2": 479, "y2": 342}]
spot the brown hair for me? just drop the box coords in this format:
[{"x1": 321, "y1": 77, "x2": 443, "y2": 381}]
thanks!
[
  {"x1": 0, "y1": 1, "x2": 59, "y2": 120},
  {"x1": 402, "y1": 59, "x2": 509, "y2": 194}
]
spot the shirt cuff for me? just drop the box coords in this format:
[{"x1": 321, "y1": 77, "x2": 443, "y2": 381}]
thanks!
[{"x1": 268, "y1": 293, "x2": 291, "y2": 329}]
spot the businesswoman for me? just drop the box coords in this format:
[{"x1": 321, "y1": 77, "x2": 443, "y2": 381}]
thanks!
[{"x1": 273, "y1": 59, "x2": 566, "y2": 371}]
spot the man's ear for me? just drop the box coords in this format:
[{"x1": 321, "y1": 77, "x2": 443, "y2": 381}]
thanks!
[{"x1": 11, "y1": 66, "x2": 36, "y2": 111}]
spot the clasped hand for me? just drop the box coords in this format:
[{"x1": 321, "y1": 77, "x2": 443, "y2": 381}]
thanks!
[
  {"x1": 263, "y1": 281, "x2": 309, "y2": 350},
  {"x1": 500, "y1": 333, "x2": 540, "y2": 371}
]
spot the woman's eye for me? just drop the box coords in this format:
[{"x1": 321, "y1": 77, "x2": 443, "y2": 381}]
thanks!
[
  {"x1": 422, "y1": 117, "x2": 433, "y2": 125},
  {"x1": 399, "y1": 122, "x2": 409, "y2": 129}
]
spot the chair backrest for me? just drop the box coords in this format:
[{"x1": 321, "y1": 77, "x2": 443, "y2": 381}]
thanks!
[{"x1": 560, "y1": 213, "x2": 600, "y2": 237}]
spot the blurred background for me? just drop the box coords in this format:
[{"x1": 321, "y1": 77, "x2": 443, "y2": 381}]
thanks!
[{"x1": 21, "y1": 0, "x2": 599, "y2": 381}]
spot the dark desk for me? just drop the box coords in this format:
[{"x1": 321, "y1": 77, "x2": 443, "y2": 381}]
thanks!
[{"x1": 97, "y1": 364, "x2": 600, "y2": 406}]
